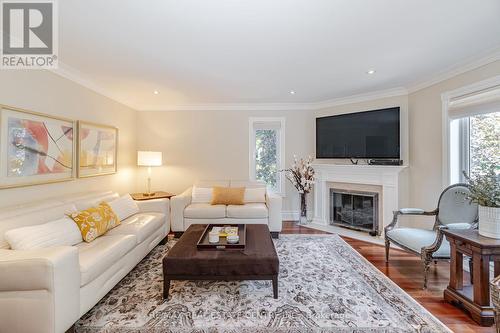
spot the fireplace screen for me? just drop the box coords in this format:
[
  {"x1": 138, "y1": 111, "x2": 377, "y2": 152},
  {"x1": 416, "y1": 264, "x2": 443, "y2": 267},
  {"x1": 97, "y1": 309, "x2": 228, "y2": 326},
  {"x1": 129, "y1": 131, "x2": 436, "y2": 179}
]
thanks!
[{"x1": 330, "y1": 189, "x2": 379, "y2": 235}]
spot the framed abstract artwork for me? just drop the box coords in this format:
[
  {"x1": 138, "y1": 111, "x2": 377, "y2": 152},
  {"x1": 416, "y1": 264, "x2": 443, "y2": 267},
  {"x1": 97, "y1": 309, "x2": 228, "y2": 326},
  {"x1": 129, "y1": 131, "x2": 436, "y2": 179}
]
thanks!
[
  {"x1": 0, "y1": 105, "x2": 75, "y2": 189},
  {"x1": 77, "y1": 121, "x2": 118, "y2": 178}
]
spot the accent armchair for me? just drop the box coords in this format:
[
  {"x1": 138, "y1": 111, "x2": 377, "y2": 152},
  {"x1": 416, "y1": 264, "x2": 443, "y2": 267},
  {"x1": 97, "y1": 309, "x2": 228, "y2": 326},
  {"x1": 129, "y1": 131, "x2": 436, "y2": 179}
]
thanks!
[{"x1": 385, "y1": 183, "x2": 478, "y2": 288}]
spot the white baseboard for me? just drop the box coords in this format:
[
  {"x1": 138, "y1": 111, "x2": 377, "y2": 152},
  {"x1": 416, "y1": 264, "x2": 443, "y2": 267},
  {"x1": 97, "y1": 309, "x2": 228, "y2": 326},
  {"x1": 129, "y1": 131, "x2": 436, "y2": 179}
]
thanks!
[{"x1": 281, "y1": 210, "x2": 300, "y2": 221}]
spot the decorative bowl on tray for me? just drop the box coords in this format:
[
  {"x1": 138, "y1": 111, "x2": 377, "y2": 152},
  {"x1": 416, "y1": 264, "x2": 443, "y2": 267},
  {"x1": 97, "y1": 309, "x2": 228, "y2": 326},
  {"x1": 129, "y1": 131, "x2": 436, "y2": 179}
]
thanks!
[{"x1": 197, "y1": 224, "x2": 246, "y2": 250}]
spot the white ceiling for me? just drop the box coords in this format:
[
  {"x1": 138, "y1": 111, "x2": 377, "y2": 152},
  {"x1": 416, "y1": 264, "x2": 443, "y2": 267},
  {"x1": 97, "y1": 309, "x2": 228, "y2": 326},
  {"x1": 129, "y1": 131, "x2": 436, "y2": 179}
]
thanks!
[{"x1": 58, "y1": 0, "x2": 500, "y2": 110}]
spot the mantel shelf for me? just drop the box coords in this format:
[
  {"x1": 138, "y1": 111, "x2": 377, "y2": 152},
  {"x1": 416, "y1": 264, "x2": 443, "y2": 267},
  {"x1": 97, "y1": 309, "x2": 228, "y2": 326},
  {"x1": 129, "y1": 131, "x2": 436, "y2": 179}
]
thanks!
[{"x1": 313, "y1": 163, "x2": 407, "y2": 173}]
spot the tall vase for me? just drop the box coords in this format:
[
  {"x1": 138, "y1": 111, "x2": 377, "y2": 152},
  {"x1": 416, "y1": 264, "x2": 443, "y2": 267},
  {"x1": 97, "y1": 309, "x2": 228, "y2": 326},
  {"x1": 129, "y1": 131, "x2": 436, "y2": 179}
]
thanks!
[{"x1": 299, "y1": 193, "x2": 308, "y2": 225}]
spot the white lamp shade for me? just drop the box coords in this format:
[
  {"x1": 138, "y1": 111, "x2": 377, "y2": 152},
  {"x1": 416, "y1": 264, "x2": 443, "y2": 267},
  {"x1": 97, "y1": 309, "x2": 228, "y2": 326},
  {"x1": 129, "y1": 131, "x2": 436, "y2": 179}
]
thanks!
[{"x1": 137, "y1": 151, "x2": 162, "y2": 166}]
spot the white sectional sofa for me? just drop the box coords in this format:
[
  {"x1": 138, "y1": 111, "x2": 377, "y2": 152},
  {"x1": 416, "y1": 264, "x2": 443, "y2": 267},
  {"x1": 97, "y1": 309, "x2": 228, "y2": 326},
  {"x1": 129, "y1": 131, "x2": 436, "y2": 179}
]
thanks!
[
  {"x1": 171, "y1": 180, "x2": 282, "y2": 236},
  {"x1": 0, "y1": 191, "x2": 170, "y2": 333}
]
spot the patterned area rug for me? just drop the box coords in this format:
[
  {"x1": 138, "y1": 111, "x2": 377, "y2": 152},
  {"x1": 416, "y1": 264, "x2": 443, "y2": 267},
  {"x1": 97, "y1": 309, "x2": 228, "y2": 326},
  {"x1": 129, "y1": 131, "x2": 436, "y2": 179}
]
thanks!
[{"x1": 75, "y1": 235, "x2": 451, "y2": 333}]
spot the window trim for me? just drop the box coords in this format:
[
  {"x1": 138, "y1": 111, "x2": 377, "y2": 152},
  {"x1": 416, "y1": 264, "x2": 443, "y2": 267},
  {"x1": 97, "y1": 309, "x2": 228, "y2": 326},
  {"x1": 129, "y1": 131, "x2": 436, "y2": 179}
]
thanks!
[
  {"x1": 248, "y1": 117, "x2": 286, "y2": 196},
  {"x1": 442, "y1": 75, "x2": 500, "y2": 187},
  {"x1": 459, "y1": 118, "x2": 471, "y2": 181},
  {"x1": 449, "y1": 118, "x2": 470, "y2": 183}
]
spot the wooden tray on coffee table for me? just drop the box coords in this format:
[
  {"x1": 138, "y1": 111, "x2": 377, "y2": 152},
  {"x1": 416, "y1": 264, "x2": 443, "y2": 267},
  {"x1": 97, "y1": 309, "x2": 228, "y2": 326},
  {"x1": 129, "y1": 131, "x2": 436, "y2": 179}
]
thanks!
[{"x1": 196, "y1": 224, "x2": 246, "y2": 250}]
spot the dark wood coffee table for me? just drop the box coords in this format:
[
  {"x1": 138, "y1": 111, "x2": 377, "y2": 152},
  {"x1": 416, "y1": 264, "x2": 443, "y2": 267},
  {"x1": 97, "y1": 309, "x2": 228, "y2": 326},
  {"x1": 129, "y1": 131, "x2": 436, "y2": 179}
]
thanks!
[{"x1": 162, "y1": 224, "x2": 279, "y2": 300}]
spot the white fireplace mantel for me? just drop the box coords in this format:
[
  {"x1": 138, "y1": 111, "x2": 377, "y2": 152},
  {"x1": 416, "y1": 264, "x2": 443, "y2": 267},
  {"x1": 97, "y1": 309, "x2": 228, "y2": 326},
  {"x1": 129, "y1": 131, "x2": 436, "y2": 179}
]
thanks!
[{"x1": 312, "y1": 164, "x2": 407, "y2": 233}]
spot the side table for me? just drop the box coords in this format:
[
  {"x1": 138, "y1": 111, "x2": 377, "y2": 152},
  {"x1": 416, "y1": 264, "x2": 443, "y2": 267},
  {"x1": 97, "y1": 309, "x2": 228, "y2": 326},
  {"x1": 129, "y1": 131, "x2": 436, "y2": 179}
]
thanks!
[
  {"x1": 130, "y1": 191, "x2": 174, "y2": 201},
  {"x1": 443, "y1": 228, "x2": 500, "y2": 327}
]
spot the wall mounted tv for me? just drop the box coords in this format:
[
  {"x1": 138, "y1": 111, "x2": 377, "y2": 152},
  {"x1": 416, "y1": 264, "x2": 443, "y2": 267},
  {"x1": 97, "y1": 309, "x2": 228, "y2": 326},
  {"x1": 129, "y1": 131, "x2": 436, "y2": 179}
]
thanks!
[{"x1": 316, "y1": 107, "x2": 400, "y2": 159}]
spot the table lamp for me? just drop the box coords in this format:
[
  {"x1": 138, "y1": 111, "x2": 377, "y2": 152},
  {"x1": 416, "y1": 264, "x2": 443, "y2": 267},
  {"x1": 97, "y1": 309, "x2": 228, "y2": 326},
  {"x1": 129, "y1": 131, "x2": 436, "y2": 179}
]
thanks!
[{"x1": 137, "y1": 151, "x2": 162, "y2": 196}]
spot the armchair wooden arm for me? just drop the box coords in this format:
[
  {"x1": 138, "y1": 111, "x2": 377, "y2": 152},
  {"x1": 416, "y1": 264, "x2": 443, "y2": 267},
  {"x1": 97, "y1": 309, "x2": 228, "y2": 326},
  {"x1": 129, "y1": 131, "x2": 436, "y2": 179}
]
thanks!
[
  {"x1": 420, "y1": 225, "x2": 449, "y2": 288},
  {"x1": 384, "y1": 207, "x2": 439, "y2": 289},
  {"x1": 384, "y1": 208, "x2": 438, "y2": 234}
]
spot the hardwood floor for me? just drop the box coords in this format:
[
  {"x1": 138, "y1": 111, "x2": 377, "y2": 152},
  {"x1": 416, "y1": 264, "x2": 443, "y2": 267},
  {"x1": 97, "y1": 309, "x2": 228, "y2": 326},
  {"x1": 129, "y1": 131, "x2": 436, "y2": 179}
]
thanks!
[{"x1": 281, "y1": 221, "x2": 495, "y2": 333}]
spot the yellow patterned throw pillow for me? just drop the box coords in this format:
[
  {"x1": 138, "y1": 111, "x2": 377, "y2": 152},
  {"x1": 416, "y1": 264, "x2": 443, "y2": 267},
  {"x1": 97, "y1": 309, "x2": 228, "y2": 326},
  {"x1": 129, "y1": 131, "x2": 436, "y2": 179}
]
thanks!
[{"x1": 69, "y1": 202, "x2": 120, "y2": 242}]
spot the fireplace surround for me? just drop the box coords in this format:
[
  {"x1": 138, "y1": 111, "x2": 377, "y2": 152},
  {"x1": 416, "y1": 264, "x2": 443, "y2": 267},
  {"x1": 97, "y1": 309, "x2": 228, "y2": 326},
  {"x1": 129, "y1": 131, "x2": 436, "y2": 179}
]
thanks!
[
  {"x1": 312, "y1": 164, "x2": 406, "y2": 235},
  {"x1": 330, "y1": 189, "x2": 379, "y2": 235}
]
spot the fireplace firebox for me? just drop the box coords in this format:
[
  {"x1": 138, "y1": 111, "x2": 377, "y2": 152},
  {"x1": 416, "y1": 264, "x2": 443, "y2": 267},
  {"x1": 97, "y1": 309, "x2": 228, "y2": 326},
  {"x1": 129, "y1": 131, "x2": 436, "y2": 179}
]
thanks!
[{"x1": 329, "y1": 189, "x2": 379, "y2": 236}]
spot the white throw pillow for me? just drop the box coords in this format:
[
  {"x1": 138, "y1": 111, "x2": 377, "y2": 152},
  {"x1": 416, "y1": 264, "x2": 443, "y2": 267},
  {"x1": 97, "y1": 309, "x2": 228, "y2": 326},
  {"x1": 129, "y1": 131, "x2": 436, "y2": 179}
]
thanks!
[
  {"x1": 191, "y1": 186, "x2": 213, "y2": 203},
  {"x1": 74, "y1": 193, "x2": 119, "y2": 210},
  {"x1": 108, "y1": 194, "x2": 140, "y2": 221},
  {"x1": 244, "y1": 187, "x2": 266, "y2": 203},
  {"x1": 4, "y1": 217, "x2": 83, "y2": 250}
]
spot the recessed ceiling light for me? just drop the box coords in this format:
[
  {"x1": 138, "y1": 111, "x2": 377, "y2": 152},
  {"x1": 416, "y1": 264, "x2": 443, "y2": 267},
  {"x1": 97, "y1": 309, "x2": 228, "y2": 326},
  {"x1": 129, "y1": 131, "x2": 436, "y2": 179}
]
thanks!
[
  {"x1": 289, "y1": 90, "x2": 296, "y2": 95},
  {"x1": 366, "y1": 69, "x2": 376, "y2": 75},
  {"x1": 153, "y1": 90, "x2": 159, "y2": 95}
]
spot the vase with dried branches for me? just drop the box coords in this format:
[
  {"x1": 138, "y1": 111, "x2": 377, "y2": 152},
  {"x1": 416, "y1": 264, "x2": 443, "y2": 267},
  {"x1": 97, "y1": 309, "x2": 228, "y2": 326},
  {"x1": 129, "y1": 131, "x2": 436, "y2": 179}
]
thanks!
[{"x1": 282, "y1": 155, "x2": 316, "y2": 224}]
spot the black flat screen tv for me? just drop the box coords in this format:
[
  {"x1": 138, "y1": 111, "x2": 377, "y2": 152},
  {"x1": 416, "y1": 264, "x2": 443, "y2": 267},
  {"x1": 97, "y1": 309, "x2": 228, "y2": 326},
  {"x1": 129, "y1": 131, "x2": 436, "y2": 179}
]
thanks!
[{"x1": 316, "y1": 107, "x2": 400, "y2": 159}]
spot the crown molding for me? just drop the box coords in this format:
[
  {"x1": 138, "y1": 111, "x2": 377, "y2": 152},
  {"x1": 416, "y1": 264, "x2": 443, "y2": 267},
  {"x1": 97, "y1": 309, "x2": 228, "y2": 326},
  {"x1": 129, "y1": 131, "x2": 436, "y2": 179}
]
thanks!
[
  {"x1": 49, "y1": 62, "x2": 141, "y2": 110},
  {"x1": 46, "y1": 47, "x2": 500, "y2": 112},
  {"x1": 140, "y1": 102, "x2": 315, "y2": 112},
  {"x1": 50, "y1": 62, "x2": 407, "y2": 112},
  {"x1": 311, "y1": 87, "x2": 408, "y2": 110},
  {"x1": 407, "y1": 46, "x2": 500, "y2": 94},
  {"x1": 139, "y1": 87, "x2": 408, "y2": 112}
]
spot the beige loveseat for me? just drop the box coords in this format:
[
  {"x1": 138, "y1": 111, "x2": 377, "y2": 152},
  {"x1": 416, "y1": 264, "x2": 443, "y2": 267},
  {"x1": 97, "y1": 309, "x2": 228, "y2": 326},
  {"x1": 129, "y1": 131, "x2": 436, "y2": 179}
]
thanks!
[
  {"x1": 0, "y1": 191, "x2": 170, "y2": 333},
  {"x1": 171, "y1": 180, "x2": 282, "y2": 237}
]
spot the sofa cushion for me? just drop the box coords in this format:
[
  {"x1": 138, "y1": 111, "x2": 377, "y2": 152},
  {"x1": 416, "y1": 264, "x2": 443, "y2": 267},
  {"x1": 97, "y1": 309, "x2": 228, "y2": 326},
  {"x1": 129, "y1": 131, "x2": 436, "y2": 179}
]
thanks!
[
  {"x1": 0, "y1": 203, "x2": 78, "y2": 249},
  {"x1": 191, "y1": 186, "x2": 213, "y2": 204},
  {"x1": 60, "y1": 190, "x2": 113, "y2": 203},
  {"x1": 195, "y1": 180, "x2": 230, "y2": 188},
  {"x1": 106, "y1": 212, "x2": 164, "y2": 243},
  {"x1": 227, "y1": 203, "x2": 268, "y2": 219},
  {"x1": 74, "y1": 193, "x2": 119, "y2": 210},
  {"x1": 230, "y1": 180, "x2": 266, "y2": 188},
  {"x1": 386, "y1": 228, "x2": 450, "y2": 257},
  {"x1": 77, "y1": 234, "x2": 136, "y2": 286},
  {"x1": 244, "y1": 188, "x2": 266, "y2": 203},
  {"x1": 108, "y1": 194, "x2": 140, "y2": 221},
  {"x1": 0, "y1": 200, "x2": 66, "y2": 221},
  {"x1": 4, "y1": 217, "x2": 82, "y2": 250},
  {"x1": 184, "y1": 204, "x2": 226, "y2": 219}
]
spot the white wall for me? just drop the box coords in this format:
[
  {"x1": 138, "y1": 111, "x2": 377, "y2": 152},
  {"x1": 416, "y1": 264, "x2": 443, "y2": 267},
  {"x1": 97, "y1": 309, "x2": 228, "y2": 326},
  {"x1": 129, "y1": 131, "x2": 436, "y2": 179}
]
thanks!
[
  {"x1": 136, "y1": 110, "x2": 314, "y2": 212},
  {"x1": 136, "y1": 60, "x2": 500, "y2": 223},
  {"x1": 2, "y1": 60, "x2": 498, "y2": 221},
  {"x1": 0, "y1": 70, "x2": 138, "y2": 208},
  {"x1": 408, "y1": 60, "x2": 500, "y2": 228}
]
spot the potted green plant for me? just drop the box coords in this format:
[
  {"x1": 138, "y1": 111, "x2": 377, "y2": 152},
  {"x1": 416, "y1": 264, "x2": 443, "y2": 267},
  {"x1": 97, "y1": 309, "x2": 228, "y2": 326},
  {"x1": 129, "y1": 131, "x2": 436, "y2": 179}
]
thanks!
[{"x1": 463, "y1": 166, "x2": 500, "y2": 238}]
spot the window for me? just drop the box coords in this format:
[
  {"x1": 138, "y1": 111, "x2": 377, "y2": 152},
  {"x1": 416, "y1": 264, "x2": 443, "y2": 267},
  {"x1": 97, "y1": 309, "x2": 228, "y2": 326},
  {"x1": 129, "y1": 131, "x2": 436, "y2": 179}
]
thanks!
[
  {"x1": 469, "y1": 113, "x2": 500, "y2": 176},
  {"x1": 450, "y1": 112, "x2": 500, "y2": 182},
  {"x1": 249, "y1": 118, "x2": 285, "y2": 194},
  {"x1": 445, "y1": 78, "x2": 500, "y2": 184}
]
